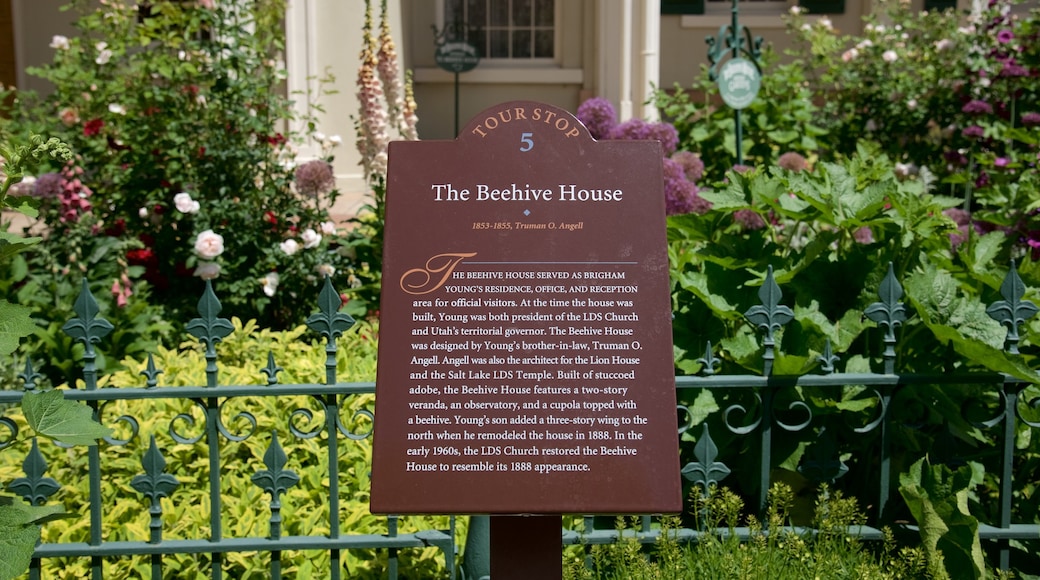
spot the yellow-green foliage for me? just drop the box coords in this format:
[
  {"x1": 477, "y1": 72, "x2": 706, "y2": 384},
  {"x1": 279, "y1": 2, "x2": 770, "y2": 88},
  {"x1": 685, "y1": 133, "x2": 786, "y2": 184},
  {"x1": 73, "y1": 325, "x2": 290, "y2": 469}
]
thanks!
[{"x1": 0, "y1": 319, "x2": 460, "y2": 579}]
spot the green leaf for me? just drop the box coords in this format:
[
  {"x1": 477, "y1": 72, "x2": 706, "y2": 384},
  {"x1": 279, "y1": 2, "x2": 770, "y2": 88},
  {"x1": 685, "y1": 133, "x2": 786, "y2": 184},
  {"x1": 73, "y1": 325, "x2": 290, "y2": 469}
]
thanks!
[
  {"x1": 0, "y1": 232, "x2": 41, "y2": 262},
  {"x1": 698, "y1": 186, "x2": 748, "y2": 210},
  {"x1": 899, "y1": 457, "x2": 986, "y2": 579},
  {"x1": 0, "y1": 299, "x2": 36, "y2": 357},
  {"x1": 22, "y1": 390, "x2": 113, "y2": 445},
  {"x1": 2, "y1": 196, "x2": 39, "y2": 218},
  {"x1": 684, "y1": 389, "x2": 719, "y2": 427},
  {"x1": 905, "y1": 268, "x2": 1037, "y2": 381},
  {"x1": 766, "y1": 129, "x2": 798, "y2": 144},
  {"x1": 0, "y1": 505, "x2": 40, "y2": 580}
]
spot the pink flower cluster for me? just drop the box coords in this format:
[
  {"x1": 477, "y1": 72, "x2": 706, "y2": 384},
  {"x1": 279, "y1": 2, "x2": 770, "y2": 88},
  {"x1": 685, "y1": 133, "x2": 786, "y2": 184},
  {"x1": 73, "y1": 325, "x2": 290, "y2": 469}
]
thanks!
[{"x1": 35, "y1": 163, "x2": 93, "y2": 223}]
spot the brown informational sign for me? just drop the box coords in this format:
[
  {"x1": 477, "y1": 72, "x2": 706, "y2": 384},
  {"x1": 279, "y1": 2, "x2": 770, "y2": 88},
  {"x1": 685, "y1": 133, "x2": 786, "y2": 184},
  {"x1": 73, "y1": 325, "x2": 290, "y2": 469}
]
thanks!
[{"x1": 370, "y1": 101, "x2": 682, "y2": 515}]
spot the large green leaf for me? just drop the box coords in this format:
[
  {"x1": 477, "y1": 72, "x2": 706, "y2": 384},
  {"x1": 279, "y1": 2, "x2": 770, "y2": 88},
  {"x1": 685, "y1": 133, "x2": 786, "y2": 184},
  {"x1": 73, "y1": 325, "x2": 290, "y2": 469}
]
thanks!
[
  {"x1": 22, "y1": 390, "x2": 113, "y2": 445},
  {"x1": 0, "y1": 498, "x2": 72, "y2": 580},
  {"x1": 0, "y1": 299, "x2": 36, "y2": 357},
  {"x1": 0, "y1": 232, "x2": 41, "y2": 262},
  {"x1": 899, "y1": 457, "x2": 986, "y2": 579},
  {"x1": 699, "y1": 184, "x2": 749, "y2": 210},
  {"x1": 676, "y1": 271, "x2": 740, "y2": 319},
  {"x1": 905, "y1": 268, "x2": 1037, "y2": 381},
  {"x1": 0, "y1": 503, "x2": 41, "y2": 580}
]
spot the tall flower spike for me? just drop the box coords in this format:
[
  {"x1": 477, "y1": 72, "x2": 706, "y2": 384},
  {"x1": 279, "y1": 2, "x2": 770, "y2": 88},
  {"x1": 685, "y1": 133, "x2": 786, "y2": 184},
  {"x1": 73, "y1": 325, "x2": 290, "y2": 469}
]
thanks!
[
  {"x1": 356, "y1": 0, "x2": 390, "y2": 184},
  {"x1": 402, "y1": 70, "x2": 419, "y2": 141},
  {"x1": 377, "y1": 0, "x2": 405, "y2": 133}
]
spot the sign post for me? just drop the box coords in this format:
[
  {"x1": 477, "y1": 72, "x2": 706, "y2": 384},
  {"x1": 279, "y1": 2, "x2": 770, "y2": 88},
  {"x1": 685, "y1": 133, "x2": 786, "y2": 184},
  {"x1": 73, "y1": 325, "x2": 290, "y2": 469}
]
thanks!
[
  {"x1": 432, "y1": 23, "x2": 481, "y2": 137},
  {"x1": 706, "y1": 0, "x2": 763, "y2": 166},
  {"x1": 371, "y1": 101, "x2": 682, "y2": 577}
]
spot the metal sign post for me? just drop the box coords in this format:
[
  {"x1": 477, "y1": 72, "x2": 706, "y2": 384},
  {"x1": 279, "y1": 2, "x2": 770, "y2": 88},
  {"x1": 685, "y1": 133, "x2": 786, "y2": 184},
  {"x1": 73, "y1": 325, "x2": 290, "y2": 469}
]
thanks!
[
  {"x1": 432, "y1": 22, "x2": 481, "y2": 137},
  {"x1": 706, "y1": 0, "x2": 764, "y2": 167}
]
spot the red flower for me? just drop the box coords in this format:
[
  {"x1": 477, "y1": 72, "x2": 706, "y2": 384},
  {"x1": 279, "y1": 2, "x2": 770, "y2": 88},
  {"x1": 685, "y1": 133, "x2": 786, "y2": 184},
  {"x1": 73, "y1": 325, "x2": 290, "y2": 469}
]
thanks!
[
  {"x1": 127, "y1": 247, "x2": 157, "y2": 265},
  {"x1": 83, "y1": 118, "x2": 104, "y2": 136},
  {"x1": 104, "y1": 218, "x2": 127, "y2": 237},
  {"x1": 265, "y1": 133, "x2": 287, "y2": 146}
]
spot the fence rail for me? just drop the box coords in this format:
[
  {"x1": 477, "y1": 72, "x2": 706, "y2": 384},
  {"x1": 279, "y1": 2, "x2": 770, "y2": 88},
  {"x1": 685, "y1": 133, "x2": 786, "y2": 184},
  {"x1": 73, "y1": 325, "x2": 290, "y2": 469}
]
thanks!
[{"x1": 3, "y1": 262, "x2": 1040, "y2": 577}]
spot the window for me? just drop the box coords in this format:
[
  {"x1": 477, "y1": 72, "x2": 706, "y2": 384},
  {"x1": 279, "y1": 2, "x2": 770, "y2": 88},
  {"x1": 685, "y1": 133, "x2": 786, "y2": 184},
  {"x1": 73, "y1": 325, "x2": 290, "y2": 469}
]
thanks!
[
  {"x1": 663, "y1": 0, "x2": 844, "y2": 15},
  {"x1": 706, "y1": 0, "x2": 790, "y2": 15},
  {"x1": 444, "y1": 0, "x2": 554, "y2": 60}
]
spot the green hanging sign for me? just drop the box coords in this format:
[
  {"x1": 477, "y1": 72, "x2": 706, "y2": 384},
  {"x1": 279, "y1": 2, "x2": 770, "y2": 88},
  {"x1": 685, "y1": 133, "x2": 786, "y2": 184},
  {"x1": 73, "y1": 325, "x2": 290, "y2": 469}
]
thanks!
[{"x1": 717, "y1": 57, "x2": 761, "y2": 110}]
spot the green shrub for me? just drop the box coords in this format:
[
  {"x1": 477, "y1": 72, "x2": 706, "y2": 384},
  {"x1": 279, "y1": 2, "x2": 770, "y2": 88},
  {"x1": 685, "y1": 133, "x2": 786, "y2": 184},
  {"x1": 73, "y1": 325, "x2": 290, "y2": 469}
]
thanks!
[
  {"x1": 785, "y1": 0, "x2": 1040, "y2": 251},
  {"x1": 653, "y1": 46, "x2": 827, "y2": 184},
  {"x1": 1, "y1": 0, "x2": 357, "y2": 330},
  {"x1": 0, "y1": 319, "x2": 461, "y2": 578},
  {"x1": 564, "y1": 484, "x2": 935, "y2": 580}
]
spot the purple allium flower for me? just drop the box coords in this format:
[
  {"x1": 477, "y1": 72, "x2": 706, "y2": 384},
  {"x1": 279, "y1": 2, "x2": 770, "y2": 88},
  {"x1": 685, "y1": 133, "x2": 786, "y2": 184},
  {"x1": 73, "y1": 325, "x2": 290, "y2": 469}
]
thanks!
[
  {"x1": 996, "y1": 29, "x2": 1014, "y2": 43},
  {"x1": 962, "y1": 125, "x2": 985, "y2": 139},
  {"x1": 294, "y1": 160, "x2": 336, "y2": 197},
  {"x1": 944, "y1": 207, "x2": 970, "y2": 226},
  {"x1": 608, "y1": 118, "x2": 652, "y2": 141},
  {"x1": 777, "y1": 151, "x2": 808, "y2": 172},
  {"x1": 33, "y1": 172, "x2": 65, "y2": 198},
  {"x1": 671, "y1": 151, "x2": 705, "y2": 182},
  {"x1": 962, "y1": 99, "x2": 994, "y2": 115},
  {"x1": 950, "y1": 225, "x2": 970, "y2": 249},
  {"x1": 734, "y1": 208, "x2": 766, "y2": 230},
  {"x1": 663, "y1": 157, "x2": 711, "y2": 215},
  {"x1": 732, "y1": 164, "x2": 753, "y2": 174},
  {"x1": 1022, "y1": 112, "x2": 1040, "y2": 126},
  {"x1": 576, "y1": 97, "x2": 617, "y2": 140},
  {"x1": 609, "y1": 119, "x2": 679, "y2": 154},
  {"x1": 648, "y1": 122, "x2": 679, "y2": 156}
]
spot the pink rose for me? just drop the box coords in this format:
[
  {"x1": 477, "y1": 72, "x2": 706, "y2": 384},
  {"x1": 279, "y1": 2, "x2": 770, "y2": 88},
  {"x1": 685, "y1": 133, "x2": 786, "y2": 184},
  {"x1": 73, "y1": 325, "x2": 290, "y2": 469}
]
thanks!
[{"x1": 194, "y1": 229, "x2": 224, "y2": 259}]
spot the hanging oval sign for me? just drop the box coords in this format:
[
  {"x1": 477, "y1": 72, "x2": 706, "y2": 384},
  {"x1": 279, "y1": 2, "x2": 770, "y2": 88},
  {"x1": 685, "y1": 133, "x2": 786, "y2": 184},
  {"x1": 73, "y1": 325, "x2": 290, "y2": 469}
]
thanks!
[
  {"x1": 718, "y1": 57, "x2": 761, "y2": 110},
  {"x1": 435, "y1": 41, "x2": 481, "y2": 73}
]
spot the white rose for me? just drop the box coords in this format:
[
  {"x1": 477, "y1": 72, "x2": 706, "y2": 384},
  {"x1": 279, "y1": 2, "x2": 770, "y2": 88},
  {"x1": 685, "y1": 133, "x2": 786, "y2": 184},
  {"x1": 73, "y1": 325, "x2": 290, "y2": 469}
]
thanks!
[
  {"x1": 328, "y1": 134, "x2": 342, "y2": 145},
  {"x1": 174, "y1": 192, "x2": 199, "y2": 213},
  {"x1": 882, "y1": 50, "x2": 898, "y2": 63},
  {"x1": 280, "y1": 239, "x2": 299, "y2": 256},
  {"x1": 320, "y1": 221, "x2": 337, "y2": 236},
  {"x1": 139, "y1": 207, "x2": 149, "y2": 218},
  {"x1": 194, "y1": 229, "x2": 224, "y2": 259},
  {"x1": 50, "y1": 35, "x2": 70, "y2": 50},
  {"x1": 108, "y1": 103, "x2": 126, "y2": 115},
  {"x1": 194, "y1": 262, "x2": 221, "y2": 280},
  {"x1": 301, "y1": 228, "x2": 322, "y2": 249},
  {"x1": 96, "y1": 49, "x2": 113, "y2": 65},
  {"x1": 262, "y1": 272, "x2": 280, "y2": 297}
]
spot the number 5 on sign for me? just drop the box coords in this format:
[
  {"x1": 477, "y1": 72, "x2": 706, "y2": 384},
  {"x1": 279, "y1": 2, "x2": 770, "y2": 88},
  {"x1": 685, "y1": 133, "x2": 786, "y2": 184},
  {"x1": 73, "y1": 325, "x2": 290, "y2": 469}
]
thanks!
[{"x1": 520, "y1": 132, "x2": 534, "y2": 152}]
